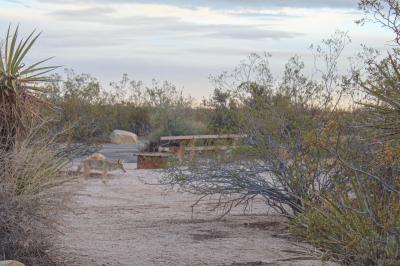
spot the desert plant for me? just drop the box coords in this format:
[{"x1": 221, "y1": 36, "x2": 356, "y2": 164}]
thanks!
[
  {"x1": 353, "y1": 50, "x2": 400, "y2": 141},
  {"x1": 0, "y1": 25, "x2": 58, "y2": 150},
  {"x1": 206, "y1": 88, "x2": 240, "y2": 133},
  {"x1": 164, "y1": 31, "x2": 351, "y2": 217},
  {"x1": 358, "y1": 0, "x2": 400, "y2": 45},
  {"x1": 291, "y1": 145, "x2": 400, "y2": 265},
  {"x1": 44, "y1": 71, "x2": 207, "y2": 143},
  {"x1": 0, "y1": 121, "x2": 71, "y2": 265},
  {"x1": 289, "y1": 2, "x2": 400, "y2": 263}
]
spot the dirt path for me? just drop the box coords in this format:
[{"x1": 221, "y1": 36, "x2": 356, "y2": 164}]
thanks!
[{"x1": 53, "y1": 163, "x2": 334, "y2": 266}]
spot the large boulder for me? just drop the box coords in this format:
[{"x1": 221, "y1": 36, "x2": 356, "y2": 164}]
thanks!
[
  {"x1": 0, "y1": 261, "x2": 25, "y2": 266},
  {"x1": 110, "y1": 130, "x2": 138, "y2": 144}
]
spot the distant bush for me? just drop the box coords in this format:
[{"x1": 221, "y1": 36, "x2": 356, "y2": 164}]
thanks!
[
  {"x1": 146, "y1": 86, "x2": 207, "y2": 150},
  {"x1": 43, "y1": 71, "x2": 149, "y2": 142},
  {"x1": 44, "y1": 71, "x2": 207, "y2": 144},
  {"x1": 205, "y1": 88, "x2": 240, "y2": 133}
]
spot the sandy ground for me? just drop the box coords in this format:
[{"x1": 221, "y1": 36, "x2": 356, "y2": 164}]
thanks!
[{"x1": 51, "y1": 160, "x2": 337, "y2": 266}]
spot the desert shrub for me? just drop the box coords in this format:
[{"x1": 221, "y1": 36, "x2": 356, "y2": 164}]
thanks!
[
  {"x1": 161, "y1": 45, "x2": 400, "y2": 266},
  {"x1": 45, "y1": 71, "x2": 207, "y2": 144},
  {"x1": 0, "y1": 122, "x2": 70, "y2": 265},
  {"x1": 289, "y1": 52, "x2": 400, "y2": 265},
  {"x1": 292, "y1": 179, "x2": 400, "y2": 265},
  {"x1": 205, "y1": 88, "x2": 240, "y2": 133},
  {"x1": 287, "y1": 2, "x2": 400, "y2": 263},
  {"x1": 164, "y1": 33, "x2": 351, "y2": 217},
  {"x1": 143, "y1": 81, "x2": 207, "y2": 151},
  {"x1": 0, "y1": 26, "x2": 68, "y2": 264},
  {"x1": 163, "y1": 22, "x2": 400, "y2": 264},
  {"x1": 44, "y1": 71, "x2": 153, "y2": 142},
  {"x1": 291, "y1": 135, "x2": 400, "y2": 265}
]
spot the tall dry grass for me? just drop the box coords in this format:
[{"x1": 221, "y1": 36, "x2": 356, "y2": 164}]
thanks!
[{"x1": 0, "y1": 122, "x2": 71, "y2": 265}]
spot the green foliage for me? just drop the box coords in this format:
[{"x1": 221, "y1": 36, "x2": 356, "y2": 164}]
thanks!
[
  {"x1": 206, "y1": 88, "x2": 240, "y2": 133},
  {"x1": 143, "y1": 80, "x2": 207, "y2": 150},
  {"x1": 355, "y1": 50, "x2": 400, "y2": 141},
  {"x1": 0, "y1": 25, "x2": 58, "y2": 94},
  {"x1": 0, "y1": 25, "x2": 57, "y2": 150}
]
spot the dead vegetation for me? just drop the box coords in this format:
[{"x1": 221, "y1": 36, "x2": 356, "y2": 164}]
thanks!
[{"x1": 0, "y1": 126, "x2": 71, "y2": 264}]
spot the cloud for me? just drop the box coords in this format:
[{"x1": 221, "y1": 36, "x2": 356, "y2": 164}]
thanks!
[
  {"x1": 130, "y1": 0, "x2": 359, "y2": 9},
  {"x1": 50, "y1": 7, "x2": 116, "y2": 17},
  {"x1": 47, "y1": 8, "x2": 302, "y2": 42},
  {"x1": 1, "y1": 0, "x2": 23, "y2": 3},
  {"x1": 0, "y1": 0, "x2": 31, "y2": 7},
  {"x1": 227, "y1": 11, "x2": 301, "y2": 20},
  {"x1": 3, "y1": 0, "x2": 371, "y2": 100},
  {"x1": 38, "y1": 0, "x2": 359, "y2": 10},
  {"x1": 206, "y1": 26, "x2": 302, "y2": 40},
  {"x1": 48, "y1": 8, "x2": 178, "y2": 26}
]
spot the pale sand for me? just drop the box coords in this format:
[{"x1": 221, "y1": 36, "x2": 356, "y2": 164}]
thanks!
[{"x1": 52, "y1": 163, "x2": 337, "y2": 266}]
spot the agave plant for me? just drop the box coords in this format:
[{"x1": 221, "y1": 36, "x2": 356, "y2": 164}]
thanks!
[{"x1": 0, "y1": 25, "x2": 59, "y2": 150}]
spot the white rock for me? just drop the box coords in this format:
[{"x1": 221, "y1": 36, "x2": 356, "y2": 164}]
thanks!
[{"x1": 110, "y1": 130, "x2": 138, "y2": 144}]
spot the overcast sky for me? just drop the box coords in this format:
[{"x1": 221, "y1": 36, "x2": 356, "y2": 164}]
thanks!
[{"x1": 0, "y1": 0, "x2": 394, "y2": 99}]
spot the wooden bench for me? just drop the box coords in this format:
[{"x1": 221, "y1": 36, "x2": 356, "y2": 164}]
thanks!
[{"x1": 159, "y1": 134, "x2": 246, "y2": 160}]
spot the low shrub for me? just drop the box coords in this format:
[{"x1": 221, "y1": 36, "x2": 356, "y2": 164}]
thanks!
[
  {"x1": 0, "y1": 125, "x2": 70, "y2": 265},
  {"x1": 291, "y1": 173, "x2": 400, "y2": 265}
]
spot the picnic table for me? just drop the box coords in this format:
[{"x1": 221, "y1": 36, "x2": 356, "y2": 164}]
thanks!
[{"x1": 159, "y1": 134, "x2": 247, "y2": 160}]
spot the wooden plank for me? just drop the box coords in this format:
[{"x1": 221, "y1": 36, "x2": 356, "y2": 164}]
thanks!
[
  {"x1": 158, "y1": 145, "x2": 240, "y2": 152},
  {"x1": 160, "y1": 134, "x2": 247, "y2": 141},
  {"x1": 185, "y1": 145, "x2": 239, "y2": 151},
  {"x1": 134, "y1": 152, "x2": 172, "y2": 157},
  {"x1": 178, "y1": 141, "x2": 185, "y2": 161}
]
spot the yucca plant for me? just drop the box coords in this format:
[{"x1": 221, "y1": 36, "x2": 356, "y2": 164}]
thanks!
[{"x1": 0, "y1": 25, "x2": 58, "y2": 150}]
